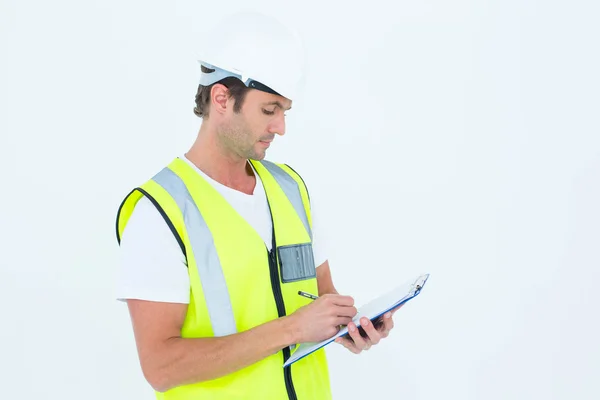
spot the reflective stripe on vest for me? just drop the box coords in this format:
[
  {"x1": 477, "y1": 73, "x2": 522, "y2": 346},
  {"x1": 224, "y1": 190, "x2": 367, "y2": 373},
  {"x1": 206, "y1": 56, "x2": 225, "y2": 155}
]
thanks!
[
  {"x1": 115, "y1": 158, "x2": 332, "y2": 399},
  {"x1": 260, "y1": 160, "x2": 312, "y2": 241},
  {"x1": 152, "y1": 167, "x2": 237, "y2": 337},
  {"x1": 151, "y1": 161, "x2": 312, "y2": 337}
]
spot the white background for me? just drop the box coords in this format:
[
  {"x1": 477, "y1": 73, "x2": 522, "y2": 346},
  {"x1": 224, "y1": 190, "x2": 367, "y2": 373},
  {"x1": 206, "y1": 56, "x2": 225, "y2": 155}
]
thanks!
[{"x1": 1, "y1": 0, "x2": 599, "y2": 399}]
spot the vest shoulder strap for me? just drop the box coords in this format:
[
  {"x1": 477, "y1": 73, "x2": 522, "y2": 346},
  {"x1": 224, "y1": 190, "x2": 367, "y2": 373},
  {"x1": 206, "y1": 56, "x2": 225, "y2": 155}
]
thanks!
[
  {"x1": 255, "y1": 160, "x2": 313, "y2": 232},
  {"x1": 115, "y1": 174, "x2": 187, "y2": 260},
  {"x1": 115, "y1": 159, "x2": 313, "y2": 253}
]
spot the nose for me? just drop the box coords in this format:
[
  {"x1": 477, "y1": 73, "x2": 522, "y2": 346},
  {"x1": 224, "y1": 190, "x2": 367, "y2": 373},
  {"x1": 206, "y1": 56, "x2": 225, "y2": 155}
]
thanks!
[{"x1": 267, "y1": 114, "x2": 286, "y2": 136}]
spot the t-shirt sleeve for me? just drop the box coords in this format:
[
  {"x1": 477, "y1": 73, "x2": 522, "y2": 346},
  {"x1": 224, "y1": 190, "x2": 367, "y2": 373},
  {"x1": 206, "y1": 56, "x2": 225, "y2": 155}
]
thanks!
[{"x1": 115, "y1": 196, "x2": 190, "y2": 304}]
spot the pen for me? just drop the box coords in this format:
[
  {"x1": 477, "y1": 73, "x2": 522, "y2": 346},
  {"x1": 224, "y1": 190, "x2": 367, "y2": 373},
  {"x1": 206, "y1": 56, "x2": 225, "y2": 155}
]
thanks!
[{"x1": 298, "y1": 290, "x2": 318, "y2": 300}]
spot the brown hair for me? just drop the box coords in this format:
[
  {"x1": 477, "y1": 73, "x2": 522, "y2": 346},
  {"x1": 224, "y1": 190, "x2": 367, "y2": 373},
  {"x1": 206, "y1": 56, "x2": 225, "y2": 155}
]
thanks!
[{"x1": 193, "y1": 66, "x2": 250, "y2": 118}]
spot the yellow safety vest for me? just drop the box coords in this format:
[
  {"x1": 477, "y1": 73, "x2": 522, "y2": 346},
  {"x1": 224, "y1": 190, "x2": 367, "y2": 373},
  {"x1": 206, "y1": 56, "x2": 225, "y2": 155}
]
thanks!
[{"x1": 115, "y1": 157, "x2": 332, "y2": 400}]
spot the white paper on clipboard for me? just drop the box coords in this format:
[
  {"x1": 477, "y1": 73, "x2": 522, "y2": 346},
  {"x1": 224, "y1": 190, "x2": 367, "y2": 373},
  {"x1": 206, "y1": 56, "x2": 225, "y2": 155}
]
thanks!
[{"x1": 284, "y1": 273, "x2": 430, "y2": 368}]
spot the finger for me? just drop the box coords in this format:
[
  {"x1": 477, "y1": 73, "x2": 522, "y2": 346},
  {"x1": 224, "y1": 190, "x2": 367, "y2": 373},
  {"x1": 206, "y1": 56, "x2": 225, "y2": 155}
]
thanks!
[
  {"x1": 335, "y1": 336, "x2": 353, "y2": 346},
  {"x1": 334, "y1": 316, "x2": 354, "y2": 327},
  {"x1": 391, "y1": 303, "x2": 404, "y2": 315},
  {"x1": 335, "y1": 336, "x2": 356, "y2": 348},
  {"x1": 382, "y1": 312, "x2": 394, "y2": 330},
  {"x1": 372, "y1": 315, "x2": 385, "y2": 331},
  {"x1": 346, "y1": 336, "x2": 368, "y2": 353},
  {"x1": 360, "y1": 317, "x2": 382, "y2": 345},
  {"x1": 330, "y1": 295, "x2": 355, "y2": 307},
  {"x1": 347, "y1": 322, "x2": 369, "y2": 351},
  {"x1": 336, "y1": 305, "x2": 358, "y2": 318},
  {"x1": 380, "y1": 312, "x2": 394, "y2": 337},
  {"x1": 335, "y1": 337, "x2": 361, "y2": 354}
]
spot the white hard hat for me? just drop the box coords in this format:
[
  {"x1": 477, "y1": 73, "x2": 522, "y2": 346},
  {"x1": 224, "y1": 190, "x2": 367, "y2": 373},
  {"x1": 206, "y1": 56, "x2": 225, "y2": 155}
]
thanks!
[{"x1": 196, "y1": 12, "x2": 306, "y2": 102}]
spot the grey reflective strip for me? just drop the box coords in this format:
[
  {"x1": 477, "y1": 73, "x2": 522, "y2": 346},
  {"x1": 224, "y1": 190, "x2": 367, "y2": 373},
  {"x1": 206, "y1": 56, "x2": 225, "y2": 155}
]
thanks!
[
  {"x1": 152, "y1": 167, "x2": 237, "y2": 337},
  {"x1": 259, "y1": 160, "x2": 312, "y2": 240}
]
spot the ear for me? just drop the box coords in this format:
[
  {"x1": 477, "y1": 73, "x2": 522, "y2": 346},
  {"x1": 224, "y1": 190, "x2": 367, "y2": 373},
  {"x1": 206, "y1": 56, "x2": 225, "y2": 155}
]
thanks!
[{"x1": 210, "y1": 84, "x2": 230, "y2": 115}]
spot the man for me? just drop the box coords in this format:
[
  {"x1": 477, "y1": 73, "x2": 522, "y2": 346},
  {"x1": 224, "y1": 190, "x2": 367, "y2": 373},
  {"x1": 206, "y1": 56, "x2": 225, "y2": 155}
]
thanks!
[{"x1": 115, "y1": 12, "x2": 399, "y2": 400}]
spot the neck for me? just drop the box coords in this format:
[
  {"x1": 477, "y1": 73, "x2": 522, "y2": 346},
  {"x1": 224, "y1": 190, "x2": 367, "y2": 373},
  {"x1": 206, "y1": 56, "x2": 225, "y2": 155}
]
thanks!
[{"x1": 185, "y1": 122, "x2": 255, "y2": 191}]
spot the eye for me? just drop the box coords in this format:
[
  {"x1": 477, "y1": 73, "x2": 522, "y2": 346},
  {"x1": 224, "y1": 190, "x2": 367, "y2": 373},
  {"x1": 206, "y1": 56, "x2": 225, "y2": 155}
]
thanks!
[{"x1": 262, "y1": 109, "x2": 275, "y2": 116}]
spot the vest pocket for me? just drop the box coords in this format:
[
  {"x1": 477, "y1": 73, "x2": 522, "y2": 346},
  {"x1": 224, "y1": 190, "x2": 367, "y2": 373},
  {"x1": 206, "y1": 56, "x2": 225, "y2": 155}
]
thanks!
[{"x1": 278, "y1": 243, "x2": 316, "y2": 283}]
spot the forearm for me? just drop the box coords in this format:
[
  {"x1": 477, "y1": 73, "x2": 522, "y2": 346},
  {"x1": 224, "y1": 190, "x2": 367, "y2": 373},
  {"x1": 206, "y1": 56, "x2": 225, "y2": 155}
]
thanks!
[{"x1": 144, "y1": 316, "x2": 297, "y2": 392}]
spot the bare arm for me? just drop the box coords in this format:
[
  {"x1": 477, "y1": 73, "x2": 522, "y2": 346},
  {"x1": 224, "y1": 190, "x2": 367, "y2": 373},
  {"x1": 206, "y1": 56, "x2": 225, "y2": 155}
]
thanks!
[
  {"x1": 127, "y1": 299, "x2": 297, "y2": 393},
  {"x1": 316, "y1": 260, "x2": 339, "y2": 295},
  {"x1": 127, "y1": 287, "x2": 356, "y2": 393}
]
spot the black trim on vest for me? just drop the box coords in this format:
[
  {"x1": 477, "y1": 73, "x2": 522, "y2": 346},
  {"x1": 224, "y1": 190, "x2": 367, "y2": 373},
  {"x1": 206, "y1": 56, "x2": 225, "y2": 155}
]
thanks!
[
  {"x1": 264, "y1": 194, "x2": 298, "y2": 400},
  {"x1": 115, "y1": 188, "x2": 136, "y2": 244},
  {"x1": 116, "y1": 188, "x2": 187, "y2": 264}
]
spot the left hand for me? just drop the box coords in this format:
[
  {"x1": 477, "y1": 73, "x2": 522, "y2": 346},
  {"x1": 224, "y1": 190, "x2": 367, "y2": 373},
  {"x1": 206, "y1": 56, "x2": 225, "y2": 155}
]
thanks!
[{"x1": 334, "y1": 305, "x2": 402, "y2": 354}]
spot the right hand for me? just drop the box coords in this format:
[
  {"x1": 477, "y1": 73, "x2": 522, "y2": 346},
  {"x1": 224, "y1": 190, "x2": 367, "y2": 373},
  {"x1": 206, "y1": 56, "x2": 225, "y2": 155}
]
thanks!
[{"x1": 287, "y1": 294, "x2": 357, "y2": 343}]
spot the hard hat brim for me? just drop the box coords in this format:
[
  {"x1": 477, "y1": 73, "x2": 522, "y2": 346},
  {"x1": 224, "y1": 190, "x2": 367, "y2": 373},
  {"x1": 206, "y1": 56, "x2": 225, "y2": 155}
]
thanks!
[{"x1": 198, "y1": 61, "x2": 283, "y2": 98}]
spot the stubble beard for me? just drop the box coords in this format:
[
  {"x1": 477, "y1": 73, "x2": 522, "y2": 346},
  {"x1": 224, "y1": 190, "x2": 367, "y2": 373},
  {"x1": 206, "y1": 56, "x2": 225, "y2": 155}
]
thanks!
[{"x1": 219, "y1": 118, "x2": 264, "y2": 161}]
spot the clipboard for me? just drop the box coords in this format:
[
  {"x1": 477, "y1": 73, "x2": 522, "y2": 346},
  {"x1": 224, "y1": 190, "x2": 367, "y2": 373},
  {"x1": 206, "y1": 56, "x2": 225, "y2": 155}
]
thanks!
[{"x1": 283, "y1": 273, "x2": 430, "y2": 368}]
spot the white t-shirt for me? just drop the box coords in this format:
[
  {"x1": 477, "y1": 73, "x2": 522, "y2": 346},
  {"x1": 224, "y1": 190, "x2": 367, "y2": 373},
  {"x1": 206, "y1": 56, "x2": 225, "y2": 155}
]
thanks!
[{"x1": 116, "y1": 155, "x2": 327, "y2": 304}]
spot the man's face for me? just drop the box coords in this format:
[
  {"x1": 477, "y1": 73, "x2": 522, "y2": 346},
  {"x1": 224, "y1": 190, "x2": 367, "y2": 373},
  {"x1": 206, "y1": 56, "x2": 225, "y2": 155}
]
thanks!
[{"x1": 219, "y1": 89, "x2": 292, "y2": 161}]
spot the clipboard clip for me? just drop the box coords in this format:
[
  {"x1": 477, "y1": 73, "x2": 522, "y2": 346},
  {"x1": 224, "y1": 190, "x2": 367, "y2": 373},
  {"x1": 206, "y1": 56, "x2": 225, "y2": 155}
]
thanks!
[{"x1": 411, "y1": 274, "x2": 429, "y2": 295}]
